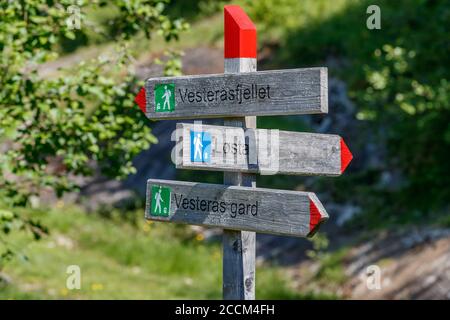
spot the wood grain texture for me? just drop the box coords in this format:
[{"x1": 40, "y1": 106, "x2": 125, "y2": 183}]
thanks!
[
  {"x1": 143, "y1": 67, "x2": 328, "y2": 119},
  {"x1": 175, "y1": 123, "x2": 347, "y2": 176},
  {"x1": 145, "y1": 179, "x2": 329, "y2": 238}
]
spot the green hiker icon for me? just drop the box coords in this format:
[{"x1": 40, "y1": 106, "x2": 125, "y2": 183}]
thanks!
[
  {"x1": 150, "y1": 185, "x2": 171, "y2": 216},
  {"x1": 154, "y1": 83, "x2": 175, "y2": 112}
]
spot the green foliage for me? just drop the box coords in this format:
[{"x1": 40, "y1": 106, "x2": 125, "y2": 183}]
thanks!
[
  {"x1": 154, "y1": 49, "x2": 184, "y2": 76},
  {"x1": 0, "y1": 0, "x2": 187, "y2": 264},
  {"x1": 306, "y1": 234, "x2": 348, "y2": 287},
  {"x1": 165, "y1": 0, "x2": 228, "y2": 22},
  {"x1": 242, "y1": 0, "x2": 353, "y2": 46},
  {"x1": 58, "y1": 0, "x2": 189, "y2": 52},
  {"x1": 0, "y1": 208, "x2": 49, "y2": 270},
  {"x1": 312, "y1": 248, "x2": 348, "y2": 286},
  {"x1": 361, "y1": 43, "x2": 450, "y2": 213},
  {"x1": 246, "y1": 0, "x2": 450, "y2": 223}
]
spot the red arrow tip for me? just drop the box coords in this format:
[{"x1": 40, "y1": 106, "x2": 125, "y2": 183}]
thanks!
[
  {"x1": 340, "y1": 138, "x2": 353, "y2": 174},
  {"x1": 224, "y1": 5, "x2": 257, "y2": 59},
  {"x1": 309, "y1": 199, "x2": 321, "y2": 235},
  {"x1": 135, "y1": 87, "x2": 146, "y2": 114},
  {"x1": 308, "y1": 196, "x2": 328, "y2": 237}
]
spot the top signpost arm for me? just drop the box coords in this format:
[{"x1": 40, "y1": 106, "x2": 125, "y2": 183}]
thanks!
[{"x1": 134, "y1": 6, "x2": 327, "y2": 120}]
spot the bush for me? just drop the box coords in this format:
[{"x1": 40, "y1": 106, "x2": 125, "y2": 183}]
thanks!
[
  {"x1": 245, "y1": 0, "x2": 450, "y2": 223},
  {"x1": 0, "y1": 0, "x2": 187, "y2": 266}
]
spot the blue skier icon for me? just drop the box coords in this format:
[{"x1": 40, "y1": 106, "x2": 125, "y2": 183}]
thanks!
[{"x1": 190, "y1": 130, "x2": 211, "y2": 163}]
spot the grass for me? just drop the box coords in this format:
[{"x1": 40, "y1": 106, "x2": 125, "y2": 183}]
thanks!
[
  {"x1": 313, "y1": 248, "x2": 349, "y2": 286},
  {"x1": 0, "y1": 204, "x2": 308, "y2": 299}
]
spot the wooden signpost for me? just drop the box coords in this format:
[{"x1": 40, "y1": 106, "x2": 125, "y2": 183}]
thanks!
[
  {"x1": 135, "y1": 5, "x2": 353, "y2": 300},
  {"x1": 221, "y1": 6, "x2": 257, "y2": 299},
  {"x1": 174, "y1": 122, "x2": 353, "y2": 176}
]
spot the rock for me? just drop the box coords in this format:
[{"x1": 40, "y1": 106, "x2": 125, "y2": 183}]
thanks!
[{"x1": 344, "y1": 228, "x2": 450, "y2": 299}]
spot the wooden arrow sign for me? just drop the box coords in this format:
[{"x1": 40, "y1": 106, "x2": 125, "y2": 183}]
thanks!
[
  {"x1": 146, "y1": 179, "x2": 328, "y2": 238},
  {"x1": 135, "y1": 68, "x2": 328, "y2": 120},
  {"x1": 174, "y1": 123, "x2": 353, "y2": 176}
]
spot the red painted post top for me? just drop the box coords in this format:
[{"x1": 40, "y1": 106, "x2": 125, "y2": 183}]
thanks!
[{"x1": 224, "y1": 5, "x2": 257, "y2": 59}]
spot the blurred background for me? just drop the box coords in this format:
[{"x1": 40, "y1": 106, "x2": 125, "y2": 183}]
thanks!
[{"x1": 0, "y1": 0, "x2": 449, "y2": 299}]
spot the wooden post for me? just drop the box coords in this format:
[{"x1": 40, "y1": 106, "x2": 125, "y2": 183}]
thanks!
[{"x1": 222, "y1": 5, "x2": 257, "y2": 300}]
